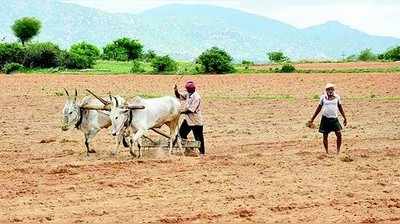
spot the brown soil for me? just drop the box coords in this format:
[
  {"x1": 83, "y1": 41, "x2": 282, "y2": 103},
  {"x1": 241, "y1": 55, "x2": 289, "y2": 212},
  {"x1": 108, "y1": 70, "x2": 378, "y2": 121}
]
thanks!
[
  {"x1": 1, "y1": 72, "x2": 399, "y2": 223},
  {"x1": 254, "y1": 61, "x2": 400, "y2": 70}
]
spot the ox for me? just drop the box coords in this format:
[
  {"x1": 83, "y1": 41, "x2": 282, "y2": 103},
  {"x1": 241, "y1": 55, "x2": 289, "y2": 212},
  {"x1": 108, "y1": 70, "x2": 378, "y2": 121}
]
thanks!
[
  {"x1": 87, "y1": 90, "x2": 182, "y2": 157},
  {"x1": 61, "y1": 89, "x2": 128, "y2": 156}
]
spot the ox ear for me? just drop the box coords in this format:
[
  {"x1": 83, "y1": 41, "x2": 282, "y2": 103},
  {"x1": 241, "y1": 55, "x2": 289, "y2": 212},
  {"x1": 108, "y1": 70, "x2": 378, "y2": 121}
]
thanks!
[{"x1": 63, "y1": 88, "x2": 70, "y2": 97}]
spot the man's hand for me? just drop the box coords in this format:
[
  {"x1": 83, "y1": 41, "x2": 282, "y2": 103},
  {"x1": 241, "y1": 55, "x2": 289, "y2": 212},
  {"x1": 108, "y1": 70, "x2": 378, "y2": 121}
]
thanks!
[{"x1": 343, "y1": 118, "x2": 347, "y2": 127}]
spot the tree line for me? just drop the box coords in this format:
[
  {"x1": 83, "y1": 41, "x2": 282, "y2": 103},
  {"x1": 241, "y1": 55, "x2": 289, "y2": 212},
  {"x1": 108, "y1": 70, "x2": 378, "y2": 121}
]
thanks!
[{"x1": 1, "y1": 17, "x2": 400, "y2": 74}]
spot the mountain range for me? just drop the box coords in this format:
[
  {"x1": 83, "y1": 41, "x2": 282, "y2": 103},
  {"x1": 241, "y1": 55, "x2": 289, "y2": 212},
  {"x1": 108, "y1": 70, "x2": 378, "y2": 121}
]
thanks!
[{"x1": 1, "y1": 0, "x2": 399, "y2": 61}]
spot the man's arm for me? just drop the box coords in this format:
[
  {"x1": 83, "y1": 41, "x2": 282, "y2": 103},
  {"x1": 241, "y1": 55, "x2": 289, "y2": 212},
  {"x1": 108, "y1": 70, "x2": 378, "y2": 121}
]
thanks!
[
  {"x1": 174, "y1": 84, "x2": 186, "y2": 100},
  {"x1": 338, "y1": 104, "x2": 347, "y2": 126},
  {"x1": 310, "y1": 105, "x2": 322, "y2": 123}
]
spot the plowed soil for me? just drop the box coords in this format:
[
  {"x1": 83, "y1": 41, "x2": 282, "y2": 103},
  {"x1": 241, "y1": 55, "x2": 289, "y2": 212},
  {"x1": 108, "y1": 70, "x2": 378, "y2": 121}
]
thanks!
[{"x1": 1, "y1": 72, "x2": 399, "y2": 223}]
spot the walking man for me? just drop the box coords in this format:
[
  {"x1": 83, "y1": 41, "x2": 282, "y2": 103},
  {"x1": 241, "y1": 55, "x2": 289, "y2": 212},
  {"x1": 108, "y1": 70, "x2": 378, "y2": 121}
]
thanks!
[
  {"x1": 309, "y1": 83, "x2": 347, "y2": 154},
  {"x1": 174, "y1": 81, "x2": 205, "y2": 158}
]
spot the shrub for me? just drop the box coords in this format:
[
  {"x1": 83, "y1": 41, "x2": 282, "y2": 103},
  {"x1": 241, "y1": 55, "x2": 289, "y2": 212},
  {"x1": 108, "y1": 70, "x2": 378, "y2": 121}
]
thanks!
[
  {"x1": 379, "y1": 46, "x2": 400, "y2": 61},
  {"x1": 58, "y1": 50, "x2": 93, "y2": 69},
  {"x1": 196, "y1": 47, "x2": 235, "y2": 74},
  {"x1": 151, "y1": 55, "x2": 177, "y2": 73},
  {"x1": 242, "y1": 60, "x2": 254, "y2": 65},
  {"x1": 267, "y1": 51, "x2": 289, "y2": 63},
  {"x1": 358, "y1": 48, "x2": 377, "y2": 61},
  {"x1": 24, "y1": 42, "x2": 61, "y2": 68},
  {"x1": 0, "y1": 43, "x2": 25, "y2": 68},
  {"x1": 3, "y1": 62, "x2": 24, "y2": 74},
  {"x1": 280, "y1": 63, "x2": 296, "y2": 73},
  {"x1": 70, "y1": 42, "x2": 100, "y2": 59},
  {"x1": 142, "y1": 50, "x2": 157, "y2": 62},
  {"x1": 11, "y1": 17, "x2": 41, "y2": 45},
  {"x1": 130, "y1": 60, "x2": 146, "y2": 73},
  {"x1": 102, "y1": 37, "x2": 143, "y2": 61}
]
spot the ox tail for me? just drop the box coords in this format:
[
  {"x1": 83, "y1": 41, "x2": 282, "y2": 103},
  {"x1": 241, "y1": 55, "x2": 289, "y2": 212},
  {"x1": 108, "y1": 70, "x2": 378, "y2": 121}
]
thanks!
[{"x1": 122, "y1": 136, "x2": 130, "y2": 148}]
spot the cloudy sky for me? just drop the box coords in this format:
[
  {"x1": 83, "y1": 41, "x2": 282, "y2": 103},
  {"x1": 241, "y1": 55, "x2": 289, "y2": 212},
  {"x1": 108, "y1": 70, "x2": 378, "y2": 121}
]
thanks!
[{"x1": 63, "y1": 0, "x2": 400, "y2": 38}]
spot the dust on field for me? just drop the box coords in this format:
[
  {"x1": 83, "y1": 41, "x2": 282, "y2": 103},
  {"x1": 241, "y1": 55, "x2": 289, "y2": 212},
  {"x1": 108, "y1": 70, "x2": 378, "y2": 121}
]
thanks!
[{"x1": 0, "y1": 72, "x2": 400, "y2": 223}]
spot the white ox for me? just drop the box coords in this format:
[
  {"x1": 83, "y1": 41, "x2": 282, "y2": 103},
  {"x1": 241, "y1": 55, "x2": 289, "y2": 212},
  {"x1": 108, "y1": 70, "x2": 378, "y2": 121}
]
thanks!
[
  {"x1": 88, "y1": 90, "x2": 182, "y2": 157},
  {"x1": 61, "y1": 89, "x2": 128, "y2": 156}
]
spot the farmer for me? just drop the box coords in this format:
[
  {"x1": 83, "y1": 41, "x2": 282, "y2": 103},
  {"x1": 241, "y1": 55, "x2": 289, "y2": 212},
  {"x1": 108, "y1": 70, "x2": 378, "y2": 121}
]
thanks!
[
  {"x1": 174, "y1": 81, "x2": 205, "y2": 158},
  {"x1": 309, "y1": 83, "x2": 347, "y2": 154}
]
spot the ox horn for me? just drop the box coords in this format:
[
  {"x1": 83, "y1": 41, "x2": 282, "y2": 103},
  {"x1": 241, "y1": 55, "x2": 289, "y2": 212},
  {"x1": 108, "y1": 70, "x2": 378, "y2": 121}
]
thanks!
[
  {"x1": 113, "y1": 96, "x2": 119, "y2": 107},
  {"x1": 63, "y1": 88, "x2": 69, "y2": 97},
  {"x1": 127, "y1": 105, "x2": 145, "y2": 110},
  {"x1": 86, "y1": 89, "x2": 110, "y2": 105},
  {"x1": 74, "y1": 89, "x2": 77, "y2": 102}
]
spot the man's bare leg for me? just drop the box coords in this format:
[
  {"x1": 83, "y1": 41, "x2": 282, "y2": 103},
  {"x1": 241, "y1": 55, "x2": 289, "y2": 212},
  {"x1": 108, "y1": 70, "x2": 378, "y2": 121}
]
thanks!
[
  {"x1": 335, "y1": 131, "x2": 342, "y2": 154},
  {"x1": 323, "y1": 133, "x2": 329, "y2": 154}
]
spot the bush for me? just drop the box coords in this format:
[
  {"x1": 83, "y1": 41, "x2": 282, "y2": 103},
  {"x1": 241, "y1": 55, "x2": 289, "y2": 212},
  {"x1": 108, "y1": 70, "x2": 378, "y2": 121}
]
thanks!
[
  {"x1": 0, "y1": 43, "x2": 25, "y2": 68},
  {"x1": 379, "y1": 46, "x2": 400, "y2": 61},
  {"x1": 70, "y1": 42, "x2": 100, "y2": 59},
  {"x1": 280, "y1": 63, "x2": 296, "y2": 73},
  {"x1": 267, "y1": 51, "x2": 289, "y2": 63},
  {"x1": 130, "y1": 60, "x2": 146, "y2": 73},
  {"x1": 24, "y1": 42, "x2": 61, "y2": 68},
  {"x1": 142, "y1": 50, "x2": 157, "y2": 62},
  {"x1": 358, "y1": 48, "x2": 377, "y2": 61},
  {"x1": 11, "y1": 17, "x2": 41, "y2": 45},
  {"x1": 3, "y1": 63, "x2": 24, "y2": 74},
  {"x1": 102, "y1": 37, "x2": 143, "y2": 61},
  {"x1": 58, "y1": 50, "x2": 93, "y2": 69},
  {"x1": 196, "y1": 47, "x2": 235, "y2": 74},
  {"x1": 151, "y1": 55, "x2": 177, "y2": 73}
]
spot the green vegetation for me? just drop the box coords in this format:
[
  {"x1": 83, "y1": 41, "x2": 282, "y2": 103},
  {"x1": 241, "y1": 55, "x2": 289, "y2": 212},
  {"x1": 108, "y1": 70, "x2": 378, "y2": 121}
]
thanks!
[
  {"x1": 280, "y1": 63, "x2": 296, "y2": 73},
  {"x1": 196, "y1": 47, "x2": 235, "y2": 74},
  {"x1": 151, "y1": 55, "x2": 177, "y2": 73},
  {"x1": 2, "y1": 17, "x2": 400, "y2": 75},
  {"x1": 11, "y1": 17, "x2": 41, "y2": 45},
  {"x1": 267, "y1": 51, "x2": 289, "y2": 63},
  {"x1": 379, "y1": 46, "x2": 400, "y2": 61},
  {"x1": 102, "y1": 37, "x2": 143, "y2": 61},
  {"x1": 357, "y1": 48, "x2": 377, "y2": 61},
  {"x1": 3, "y1": 62, "x2": 24, "y2": 74},
  {"x1": 24, "y1": 42, "x2": 61, "y2": 68},
  {"x1": 0, "y1": 42, "x2": 25, "y2": 69}
]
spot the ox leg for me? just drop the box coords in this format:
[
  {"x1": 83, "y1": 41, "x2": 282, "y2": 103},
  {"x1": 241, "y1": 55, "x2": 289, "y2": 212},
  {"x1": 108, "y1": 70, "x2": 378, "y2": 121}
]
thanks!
[
  {"x1": 84, "y1": 129, "x2": 99, "y2": 156},
  {"x1": 130, "y1": 129, "x2": 145, "y2": 158},
  {"x1": 169, "y1": 119, "x2": 183, "y2": 155},
  {"x1": 111, "y1": 134, "x2": 123, "y2": 156}
]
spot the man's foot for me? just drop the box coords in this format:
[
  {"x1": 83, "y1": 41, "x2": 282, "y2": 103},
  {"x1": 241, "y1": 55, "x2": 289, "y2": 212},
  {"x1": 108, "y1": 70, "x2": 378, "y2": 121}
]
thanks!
[{"x1": 199, "y1": 154, "x2": 205, "y2": 159}]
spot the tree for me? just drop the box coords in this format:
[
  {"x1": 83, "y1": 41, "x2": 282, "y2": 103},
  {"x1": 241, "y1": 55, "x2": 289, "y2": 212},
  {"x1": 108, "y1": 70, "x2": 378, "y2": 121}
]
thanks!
[
  {"x1": 102, "y1": 37, "x2": 143, "y2": 61},
  {"x1": 379, "y1": 46, "x2": 400, "y2": 61},
  {"x1": 267, "y1": 51, "x2": 289, "y2": 63},
  {"x1": 151, "y1": 55, "x2": 177, "y2": 73},
  {"x1": 196, "y1": 47, "x2": 235, "y2": 74},
  {"x1": 358, "y1": 48, "x2": 377, "y2": 61},
  {"x1": 11, "y1": 17, "x2": 41, "y2": 45}
]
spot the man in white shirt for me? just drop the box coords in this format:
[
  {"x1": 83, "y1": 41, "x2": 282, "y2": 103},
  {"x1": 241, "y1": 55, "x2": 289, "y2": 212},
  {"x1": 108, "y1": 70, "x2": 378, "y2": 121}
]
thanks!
[
  {"x1": 309, "y1": 83, "x2": 347, "y2": 154},
  {"x1": 174, "y1": 81, "x2": 205, "y2": 158}
]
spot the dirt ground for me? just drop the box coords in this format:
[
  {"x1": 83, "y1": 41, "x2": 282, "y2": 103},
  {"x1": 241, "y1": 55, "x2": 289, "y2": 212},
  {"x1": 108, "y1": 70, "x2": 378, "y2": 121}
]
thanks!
[
  {"x1": 1, "y1": 72, "x2": 400, "y2": 224},
  {"x1": 254, "y1": 61, "x2": 400, "y2": 70}
]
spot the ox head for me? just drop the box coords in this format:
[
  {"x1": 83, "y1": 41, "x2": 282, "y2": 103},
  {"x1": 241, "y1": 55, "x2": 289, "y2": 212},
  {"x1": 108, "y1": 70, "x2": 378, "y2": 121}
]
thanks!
[
  {"x1": 61, "y1": 88, "x2": 80, "y2": 131},
  {"x1": 109, "y1": 95, "x2": 146, "y2": 136}
]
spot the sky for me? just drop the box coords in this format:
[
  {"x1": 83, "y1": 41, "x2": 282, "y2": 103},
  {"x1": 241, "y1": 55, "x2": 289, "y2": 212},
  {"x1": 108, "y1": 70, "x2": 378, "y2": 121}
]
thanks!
[{"x1": 63, "y1": 0, "x2": 400, "y2": 38}]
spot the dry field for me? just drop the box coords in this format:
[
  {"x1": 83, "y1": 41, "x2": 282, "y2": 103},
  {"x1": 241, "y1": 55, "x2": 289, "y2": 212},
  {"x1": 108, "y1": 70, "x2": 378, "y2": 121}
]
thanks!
[
  {"x1": 1, "y1": 71, "x2": 400, "y2": 224},
  {"x1": 253, "y1": 61, "x2": 400, "y2": 70}
]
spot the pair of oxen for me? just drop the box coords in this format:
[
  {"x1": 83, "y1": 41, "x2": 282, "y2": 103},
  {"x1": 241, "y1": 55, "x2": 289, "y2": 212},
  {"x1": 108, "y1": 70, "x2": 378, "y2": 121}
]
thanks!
[{"x1": 61, "y1": 89, "x2": 182, "y2": 157}]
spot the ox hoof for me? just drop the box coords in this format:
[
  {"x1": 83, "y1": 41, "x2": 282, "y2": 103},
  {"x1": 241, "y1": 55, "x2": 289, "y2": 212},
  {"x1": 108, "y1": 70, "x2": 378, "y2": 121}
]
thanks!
[{"x1": 88, "y1": 149, "x2": 96, "y2": 154}]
